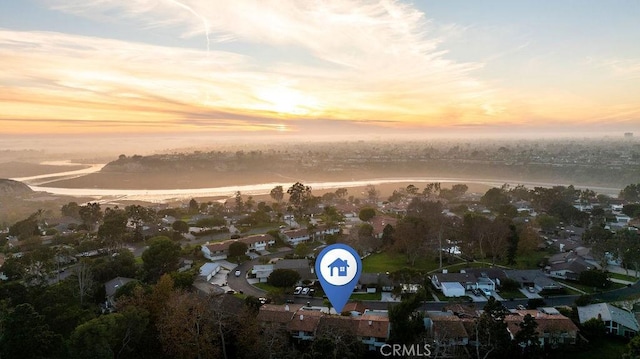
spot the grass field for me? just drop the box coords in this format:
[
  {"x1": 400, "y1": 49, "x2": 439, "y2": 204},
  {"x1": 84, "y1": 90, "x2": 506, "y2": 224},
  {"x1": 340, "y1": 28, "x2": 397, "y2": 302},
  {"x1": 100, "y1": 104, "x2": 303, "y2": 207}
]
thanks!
[
  {"x1": 253, "y1": 282, "x2": 281, "y2": 293},
  {"x1": 608, "y1": 272, "x2": 638, "y2": 282},
  {"x1": 349, "y1": 292, "x2": 382, "y2": 301},
  {"x1": 555, "y1": 279, "x2": 626, "y2": 294},
  {"x1": 362, "y1": 252, "x2": 432, "y2": 273},
  {"x1": 361, "y1": 251, "x2": 471, "y2": 273},
  {"x1": 497, "y1": 288, "x2": 527, "y2": 299}
]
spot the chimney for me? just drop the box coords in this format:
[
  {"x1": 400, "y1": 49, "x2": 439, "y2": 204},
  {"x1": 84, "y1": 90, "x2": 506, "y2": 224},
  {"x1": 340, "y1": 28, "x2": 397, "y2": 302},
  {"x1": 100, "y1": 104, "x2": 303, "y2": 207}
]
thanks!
[
  {"x1": 368, "y1": 320, "x2": 372, "y2": 326},
  {"x1": 285, "y1": 305, "x2": 289, "y2": 312},
  {"x1": 300, "y1": 314, "x2": 304, "y2": 321}
]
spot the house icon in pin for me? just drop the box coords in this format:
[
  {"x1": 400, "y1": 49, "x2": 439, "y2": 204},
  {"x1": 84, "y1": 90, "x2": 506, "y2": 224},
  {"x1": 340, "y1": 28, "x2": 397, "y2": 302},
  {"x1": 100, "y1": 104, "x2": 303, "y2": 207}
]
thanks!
[{"x1": 327, "y1": 258, "x2": 349, "y2": 277}]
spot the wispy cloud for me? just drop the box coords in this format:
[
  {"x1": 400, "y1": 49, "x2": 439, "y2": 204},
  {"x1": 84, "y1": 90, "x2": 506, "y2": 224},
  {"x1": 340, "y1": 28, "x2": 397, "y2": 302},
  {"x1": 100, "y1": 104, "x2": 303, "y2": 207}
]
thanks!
[
  {"x1": 595, "y1": 58, "x2": 640, "y2": 80},
  {"x1": 3, "y1": 1, "x2": 638, "y2": 135}
]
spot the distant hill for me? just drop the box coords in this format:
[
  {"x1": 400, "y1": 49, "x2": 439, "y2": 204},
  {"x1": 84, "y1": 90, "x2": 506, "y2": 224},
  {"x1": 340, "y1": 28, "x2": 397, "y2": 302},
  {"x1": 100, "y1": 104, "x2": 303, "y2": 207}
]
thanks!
[
  {"x1": 42, "y1": 140, "x2": 640, "y2": 190},
  {"x1": 0, "y1": 161, "x2": 85, "y2": 178},
  {"x1": 0, "y1": 179, "x2": 33, "y2": 196}
]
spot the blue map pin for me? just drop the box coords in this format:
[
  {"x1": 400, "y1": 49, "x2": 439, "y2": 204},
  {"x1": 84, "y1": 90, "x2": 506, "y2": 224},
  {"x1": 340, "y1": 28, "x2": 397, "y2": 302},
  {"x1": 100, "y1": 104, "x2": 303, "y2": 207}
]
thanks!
[{"x1": 315, "y1": 243, "x2": 362, "y2": 314}]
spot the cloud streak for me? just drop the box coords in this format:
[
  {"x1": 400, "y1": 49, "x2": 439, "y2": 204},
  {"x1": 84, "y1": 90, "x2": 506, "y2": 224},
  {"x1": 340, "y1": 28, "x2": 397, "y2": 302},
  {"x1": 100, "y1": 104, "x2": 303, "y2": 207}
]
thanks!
[{"x1": 1, "y1": 0, "x2": 639, "y2": 135}]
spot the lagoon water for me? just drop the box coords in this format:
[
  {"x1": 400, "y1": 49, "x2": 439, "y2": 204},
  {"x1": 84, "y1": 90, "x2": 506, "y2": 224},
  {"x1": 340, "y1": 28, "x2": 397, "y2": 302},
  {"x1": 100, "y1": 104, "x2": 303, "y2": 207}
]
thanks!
[{"x1": 13, "y1": 161, "x2": 622, "y2": 203}]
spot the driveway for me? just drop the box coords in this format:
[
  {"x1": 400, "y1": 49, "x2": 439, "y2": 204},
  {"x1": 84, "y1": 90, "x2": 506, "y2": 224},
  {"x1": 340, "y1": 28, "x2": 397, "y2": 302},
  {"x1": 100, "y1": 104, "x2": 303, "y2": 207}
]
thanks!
[
  {"x1": 519, "y1": 288, "x2": 542, "y2": 299},
  {"x1": 226, "y1": 248, "x2": 293, "y2": 297}
]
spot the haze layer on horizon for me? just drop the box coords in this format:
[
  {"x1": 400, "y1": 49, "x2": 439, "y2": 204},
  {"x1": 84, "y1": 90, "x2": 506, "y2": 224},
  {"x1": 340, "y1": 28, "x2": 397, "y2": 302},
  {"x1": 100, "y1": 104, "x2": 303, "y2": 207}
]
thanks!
[{"x1": 1, "y1": 1, "x2": 639, "y2": 138}]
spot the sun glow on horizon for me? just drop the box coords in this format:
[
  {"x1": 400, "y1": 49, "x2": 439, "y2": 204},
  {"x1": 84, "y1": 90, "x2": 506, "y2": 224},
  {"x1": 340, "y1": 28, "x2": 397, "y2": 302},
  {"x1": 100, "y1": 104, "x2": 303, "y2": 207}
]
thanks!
[
  {"x1": 0, "y1": 1, "x2": 639, "y2": 136},
  {"x1": 255, "y1": 86, "x2": 318, "y2": 117}
]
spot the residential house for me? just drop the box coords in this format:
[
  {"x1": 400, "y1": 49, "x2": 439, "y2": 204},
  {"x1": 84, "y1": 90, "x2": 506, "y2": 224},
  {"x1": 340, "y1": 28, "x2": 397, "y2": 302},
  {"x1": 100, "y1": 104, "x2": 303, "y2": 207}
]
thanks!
[
  {"x1": 616, "y1": 214, "x2": 631, "y2": 224},
  {"x1": 317, "y1": 315, "x2": 359, "y2": 334},
  {"x1": 425, "y1": 312, "x2": 470, "y2": 357},
  {"x1": 199, "y1": 262, "x2": 221, "y2": 281},
  {"x1": 578, "y1": 303, "x2": 639, "y2": 338},
  {"x1": 201, "y1": 234, "x2": 275, "y2": 260},
  {"x1": 256, "y1": 304, "x2": 392, "y2": 351},
  {"x1": 309, "y1": 225, "x2": 341, "y2": 242},
  {"x1": 274, "y1": 259, "x2": 315, "y2": 281},
  {"x1": 342, "y1": 302, "x2": 368, "y2": 316},
  {"x1": 243, "y1": 234, "x2": 275, "y2": 253},
  {"x1": 441, "y1": 282, "x2": 466, "y2": 297},
  {"x1": 251, "y1": 264, "x2": 274, "y2": 283},
  {"x1": 282, "y1": 228, "x2": 311, "y2": 246},
  {"x1": 505, "y1": 310, "x2": 579, "y2": 348},
  {"x1": 381, "y1": 202, "x2": 409, "y2": 216},
  {"x1": 104, "y1": 276, "x2": 136, "y2": 308},
  {"x1": 503, "y1": 269, "x2": 562, "y2": 292},
  {"x1": 431, "y1": 272, "x2": 478, "y2": 292},
  {"x1": 357, "y1": 313, "x2": 391, "y2": 351},
  {"x1": 359, "y1": 272, "x2": 393, "y2": 292},
  {"x1": 431, "y1": 271, "x2": 496, "y2": 296},
  {"x1": 201, "y1": 241, "x2": 231, "y2": 261},
  {"x1": 334, "y1": 203, "x2": 358, "y2": 221},
  {"x1": 547, "y1": 254, "x2": 595, "y2": 281},
  {"x1": 256, "y1": 304, "x2": 303, "y2": 328},
  {"x1": 460, "y1": 268, "x2": 506, "y2": 288},
  {"x1": 289, "y1": 309, "x2": 324, "y2": 341},
  {"x1": 369, "y1": 215, "x2": 397, "y2": 239}
]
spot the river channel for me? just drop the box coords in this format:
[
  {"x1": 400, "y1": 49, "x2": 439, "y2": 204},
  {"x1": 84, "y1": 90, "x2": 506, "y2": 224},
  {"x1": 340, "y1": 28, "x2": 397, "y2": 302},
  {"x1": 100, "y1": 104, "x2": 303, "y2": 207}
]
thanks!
[{"x1": 11, "y1": 161, "x2": 622, "y2": 203}]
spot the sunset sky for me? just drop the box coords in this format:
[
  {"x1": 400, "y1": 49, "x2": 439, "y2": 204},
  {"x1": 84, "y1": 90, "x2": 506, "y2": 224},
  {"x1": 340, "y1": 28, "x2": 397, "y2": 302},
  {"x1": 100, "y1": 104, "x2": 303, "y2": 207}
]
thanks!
[{"x1": 1, "y1": 0, "x2": 639, "y2": 138}]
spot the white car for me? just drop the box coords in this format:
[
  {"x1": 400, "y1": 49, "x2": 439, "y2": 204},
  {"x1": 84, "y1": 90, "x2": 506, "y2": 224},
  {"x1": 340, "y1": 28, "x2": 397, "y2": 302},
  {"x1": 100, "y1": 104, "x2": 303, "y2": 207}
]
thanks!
[
  {"x1": 301, "y1": 287, "x2": 310, "y2": 295},
  {"x1": 293, "y1": 286, "x2": 303, "y2": 295},
  {"x1": 235, "y1": 270, "x2": 241, "y2": 277},
  {"x1": 481, "y1": 288, "x2": 492, "y2": 297}
]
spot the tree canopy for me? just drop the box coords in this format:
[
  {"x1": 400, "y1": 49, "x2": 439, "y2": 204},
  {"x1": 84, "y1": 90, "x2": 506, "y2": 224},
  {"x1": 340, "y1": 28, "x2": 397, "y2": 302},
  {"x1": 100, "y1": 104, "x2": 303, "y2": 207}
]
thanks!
[
  {"x1": 267, "y1": 269, "x2": 301, "y2": 288},
  {"x1": 142, "y1": 236, "x2": 181, "y2": 282}
]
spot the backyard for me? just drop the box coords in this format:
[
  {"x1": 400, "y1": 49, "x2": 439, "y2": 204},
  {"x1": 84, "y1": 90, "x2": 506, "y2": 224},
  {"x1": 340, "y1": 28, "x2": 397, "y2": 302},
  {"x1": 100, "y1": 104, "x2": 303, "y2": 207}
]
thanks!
[{"x1": 362, "y1": 251, "x2": 461, "y2": 273}]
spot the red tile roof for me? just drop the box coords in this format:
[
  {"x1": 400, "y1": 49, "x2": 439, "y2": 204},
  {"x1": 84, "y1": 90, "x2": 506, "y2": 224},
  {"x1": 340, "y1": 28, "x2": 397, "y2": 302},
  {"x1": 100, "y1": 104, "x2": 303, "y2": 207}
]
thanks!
[
  {"x1": 288, "y1": 310, "x2": 324, "y2": 333},
  {"x1": 356, "y1": 314, "x2": 390, "y2": 339}
]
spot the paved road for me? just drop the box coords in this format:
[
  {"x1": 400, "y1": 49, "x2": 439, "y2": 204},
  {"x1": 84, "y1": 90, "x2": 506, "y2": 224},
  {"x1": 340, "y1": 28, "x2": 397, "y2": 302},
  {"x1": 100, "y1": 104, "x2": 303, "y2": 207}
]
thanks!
[
  {"x1": 226, "y1": 248, "x2": 293, "y2": 297},
  {"x1": 226, "y1": 249, "x2": 640, "y2": 311}
]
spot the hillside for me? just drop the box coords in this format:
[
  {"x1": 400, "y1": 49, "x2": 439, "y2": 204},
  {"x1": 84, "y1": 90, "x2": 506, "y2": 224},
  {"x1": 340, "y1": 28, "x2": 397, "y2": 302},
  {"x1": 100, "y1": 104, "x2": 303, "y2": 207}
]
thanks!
[{"x1": 0, "y1": 179, "x2": 33, "y2": 196}]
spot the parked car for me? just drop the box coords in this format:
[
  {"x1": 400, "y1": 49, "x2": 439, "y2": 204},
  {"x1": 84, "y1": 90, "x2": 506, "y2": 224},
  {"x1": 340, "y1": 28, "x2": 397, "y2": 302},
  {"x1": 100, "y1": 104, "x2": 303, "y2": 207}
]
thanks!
[
  {"x1": 293, "y1": 286, "x2": 303, "y2": 295},
  {"x1": 481, "y1": 288, "x2": 492, "y2": 297},
  {"x1": 235, "y1": 270, "x2": 242, "y2": 277},
  {"x1": 527, "y1": 287, "x2": 536, "y2": 293},
  {"x1": 517, "y1": 304, "x2": 526, "y2": 310},
  {"x1": 471, "y1": 288, "x2": 480, "y2": 296},
  {"x1": 301, "y1": 287, "x2": 310, "y2": 295}
]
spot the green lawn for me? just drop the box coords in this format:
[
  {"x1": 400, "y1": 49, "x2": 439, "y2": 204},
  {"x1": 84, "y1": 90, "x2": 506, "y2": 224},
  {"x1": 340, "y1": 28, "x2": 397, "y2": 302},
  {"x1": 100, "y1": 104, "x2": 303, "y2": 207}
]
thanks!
[
  {"x1": 349, "y1": 292, "x2": 382, "y2": 301},
  {"x1": 608, "y1": 272, "x2": 638, "y2": 282},
  {"x1": 362, "y1": 251, "x2": 459, "y2": 273},
  {"x1": 555, "y1": 279, "x2": 626, "y2": 294},
  {"x1": 512, "y1": 250, "x2": 549, "y2": 269},
  {"x1": 253, "y1": 282, "x2": 281, "y2": 293},
  {"x1": 433, "y1": 261, "x2": 503, "y2": 274},
  {"x1": 362, "y1": 252, "x2": 413, "y2": 273},
  {"x1": 497, "y1": 288, "x2": 527, "y2": 299}
]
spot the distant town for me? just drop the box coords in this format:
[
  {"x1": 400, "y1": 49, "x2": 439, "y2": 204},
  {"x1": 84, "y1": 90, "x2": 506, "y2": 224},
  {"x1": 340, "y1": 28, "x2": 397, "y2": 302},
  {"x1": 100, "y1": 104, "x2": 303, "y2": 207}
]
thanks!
[{"x1": 2, "y1": 155, "x2": 640, "y2": 358}]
